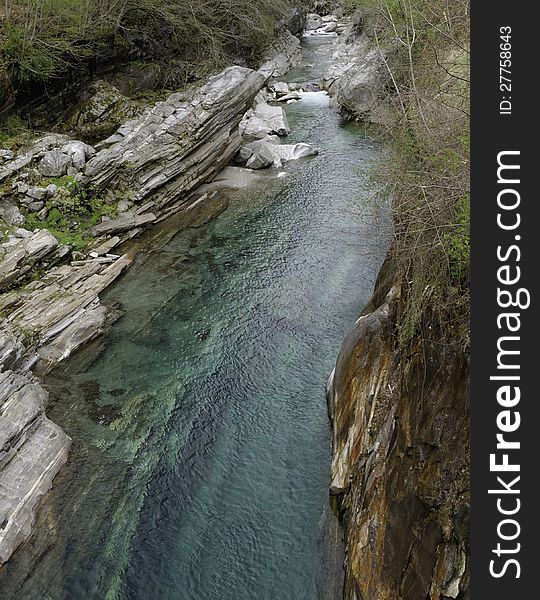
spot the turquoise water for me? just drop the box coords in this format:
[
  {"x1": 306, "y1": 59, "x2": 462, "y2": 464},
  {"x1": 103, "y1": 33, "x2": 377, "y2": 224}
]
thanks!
[{"x1": 0, "y1": 38, "x2": 390, "y2": 600}]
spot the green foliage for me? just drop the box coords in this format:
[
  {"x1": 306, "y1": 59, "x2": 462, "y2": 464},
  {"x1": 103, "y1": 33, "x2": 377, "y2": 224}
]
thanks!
[
  {"x1": 446, "y1": 194, "x2": 470, "y2": 282},
  {"x1": 358, "y1": 0, "x2": 470, "y2": 346},
  {"x1": 1, "y1": 0, "x2": 298, "y2": 93}
]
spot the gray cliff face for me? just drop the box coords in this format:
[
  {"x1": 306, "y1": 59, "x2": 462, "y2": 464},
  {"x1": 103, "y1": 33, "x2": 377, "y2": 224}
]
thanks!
[{"x1": 328, "y1": 267, "x2": 470, "y2": 600}]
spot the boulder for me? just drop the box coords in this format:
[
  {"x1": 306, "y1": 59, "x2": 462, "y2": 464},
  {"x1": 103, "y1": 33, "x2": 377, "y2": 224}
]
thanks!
[
  {"x1": 38, "y1": 150, "x2": 71, "y2": 177},
  {"x1": 246, "y1": 144, "x2": 275, "y2": 169},
  {"x1": 0, "y1": 135, "x2": 69, "y2": 183},
  {"x1": 324, "y1": 22, "x2": 338, "y2": 33},
  {"x1": 240, "y1": 138, "x2": 318, "y2": 169},
  {"x1": 0, "y1": 229, "x2": 59, "y2": 291},
  {"x1": 306, "y1": 14, "x2": 323, "y2": 30},
  {"x1": 240, "y1": 102, "x2": 291, "y2": 140},
  {"x1": 258, "y1": 31, "x2": 301, "y2": 79},
  {"x1": 0, "y1": 201, "x2": 25, "y2": 227},
  {"x1": 84, "y1": 66, "x2": 265, "y2": 214},
  {"x1": 61, "y1": 141, "x2": 96, "y2": 171},
  {"x1": 269, "y1": 81, "x2": 290, "y2": 96},
  {"x1": 91, "y1": 212, "x2": 157, "y2": 236}
]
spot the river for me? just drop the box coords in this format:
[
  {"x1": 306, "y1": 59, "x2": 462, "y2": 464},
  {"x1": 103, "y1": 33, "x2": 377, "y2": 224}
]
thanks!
[{"x1": 0, "y1": 36, "x2": 391, "y2": 600}]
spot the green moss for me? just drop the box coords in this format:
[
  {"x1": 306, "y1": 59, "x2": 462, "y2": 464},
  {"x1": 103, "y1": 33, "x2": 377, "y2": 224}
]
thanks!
[{"x1": 25, "y1": 179, "x2": 119, "y2": 253}]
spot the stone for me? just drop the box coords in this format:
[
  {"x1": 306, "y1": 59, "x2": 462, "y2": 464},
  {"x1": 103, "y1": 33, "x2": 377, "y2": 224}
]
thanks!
[
  {"x1": 306, "y1": 14, "x2": 323, "y2": 30},
  {"x1": 246, "y1": 144, "x2": 275, "y2": 169},
  {"x1": 0, "y1": 201, "x2": 25, "y2": 227},
  {"x1": 91, "y1": 236, "x2": 121, "y2": 257},
  {"x1": 61, "y1": 141, "x2": 95, "y2": 171},
  {"x1": 324, "y1": 22, "x2": 338, "y2": 33},
  {"x1": 240, "y1": 102, "x2": 291, "y2": 140},
  {"x1": 25, "y1": 186, "x2": 48, "y2": 200},
  {"x1": 0, "y1": 134, "x2": 68, "y2": 183},
  {"x1": 269, "y1": 81, "x2": 290, "y2": 96},
  {"x1": 258, "y1": 31, "x2": 301, "y2": 79},
  {"x1": 0, "y1": 150, "x2": 14, "y2": 163},
  {"x1": 275, "y1": 92, "x2": 302, "y2": 102},
  {"x1": 85, "y1": 66, "x2": 266, "y2": 213},
  {"x1": 26, "y1": 201, "x2": 45, "y2": 212},
  {"x1": 244, "y1": 139, "x2": 318, "y2": 169},
  {"x1": 91, "y1": 212, "x2": 157, "y2": 236},
  {"x1": 0, "y1": 229, "x2": 59, "y2": 291},
  {"x1": 38, "y1": 150, "x2": 71, "y2": 177},
  {"x1": 323, "y1": 32, "x2": 392, "y2": 123},
  {"x1": 0, "y1": 371, "x2": 71, "y2": 564}
]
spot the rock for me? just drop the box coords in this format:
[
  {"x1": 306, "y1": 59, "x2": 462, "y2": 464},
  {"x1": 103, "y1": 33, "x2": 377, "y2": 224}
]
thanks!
[
  {"x1": 0, "y1": 201, "x2": 25, "y2": 227},
  {"x1": 324, "y1": 22, "x2": 338, "y2": 33},
  {"x1": 329, "y1": 271, "x2": 470, "y2": 599},
  {"x1": 258, "y1": 31, "x2": 301, "y2": 79},
  {"x1": 246, "y1": 144, "x2": 275, "y2": 169},
  {"x1": 234, "y1": 145, "x2": 254, "y2": 165},
  {"x1": 275, "y1": 92, "x2": 302, "y2": 102},
  {"x1": 91, "y1": 212, "x2": 157, "y2": 236},
  {"x1": 0, "y1": 371, "x2": 71, "y2": 564},
  {"x1": 0, "y1": 150, "x2": 14, "y2": 163},
  {"x1": 0, "y1": 229, "x2": 59, "y2": 291},
  {"x1": 45, "y1": 183, "x2": 58, "y2": 196},
  {"x1": 37, "y1": 207, "x2": 49, "y2": 221},
  {"x1": 69, "y1": 80, "x2": 143, "y2": 139},
  {"x1": 91, "y1": 236, "x2": 121, "y2": 256},
  {"x1": 61, "y1": 141, "x2": 95, "y2": 171},
  {"x1": 38, "y1": 150, "x2": 71, "y2": 177},
  {"x1": 85, "y1": 66, "x2": 265, "y2": 214},
  {"x1": 13, "y1": 181, "x2": 29, "y2": 194},
  {"x1": 14, "y1": 228, "x2": 32, "y2": 239},
  {"x1": 323, "y1": 33, "x2": 392, "y2": 123},
  {"x1": 26, "y1": 201, "x2": 45, "y2": 212},
  {"x1": 269, "y1": 81, "x2": 290, "y2": 96},
  {"x1": 278, "y1": 6, "x2": 307, "y2": 35},
  {"x1": 322, "y1": 14, "x2": 338, "y2": 23},
  {"x1": 25, "y1": 186, "x2": 48, "y2": 200},
  {"x1": 239, "y1": 138, "x2": 318, "y2": 170},
  {"x1": 0, "y1": 135, "x2": 68, "y2": 183},
  {"x1": 306, "y1": 14, "x2": 323, "y2": 30},
  {"x1": 240, "y1": 102, "x2": 291, "y2": 140}
]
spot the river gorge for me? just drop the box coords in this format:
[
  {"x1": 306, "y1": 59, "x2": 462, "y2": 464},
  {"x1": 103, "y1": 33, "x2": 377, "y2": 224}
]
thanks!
[{"x1": 0, "y1": 35, "x2": 391, "y2": 599}]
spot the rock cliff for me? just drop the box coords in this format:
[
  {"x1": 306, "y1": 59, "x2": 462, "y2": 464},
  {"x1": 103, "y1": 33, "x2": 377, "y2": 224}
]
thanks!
[{"x1": 328, "y1": 265, "x2": 470, "y2": 599}]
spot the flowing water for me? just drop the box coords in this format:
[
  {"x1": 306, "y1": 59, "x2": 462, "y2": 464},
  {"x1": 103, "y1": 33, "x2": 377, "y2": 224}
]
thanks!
[{"x1": 0, "y1": 37, "x2": 391, "y2": 600}]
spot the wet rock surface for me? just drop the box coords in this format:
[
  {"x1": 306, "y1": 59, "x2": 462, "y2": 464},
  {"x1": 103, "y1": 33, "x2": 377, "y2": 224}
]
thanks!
[{"x1": 328, "y1": 268, "x2": 470, "y2": 599}]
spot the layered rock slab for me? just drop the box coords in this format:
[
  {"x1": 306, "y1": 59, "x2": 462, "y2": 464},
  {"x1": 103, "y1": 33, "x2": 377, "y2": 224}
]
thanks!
[
  {"x1": 84, "y1": 66, "x2": 266, "y2": 214},
  {"x1": 0, "y1": 371, "x2": 71, "y2": 564}
]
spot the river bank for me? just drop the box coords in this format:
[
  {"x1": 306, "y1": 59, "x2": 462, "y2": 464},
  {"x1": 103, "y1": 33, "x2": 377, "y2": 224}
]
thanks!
[{"x1": 0, "y1": 18, "x2": 394, "y2": 598}]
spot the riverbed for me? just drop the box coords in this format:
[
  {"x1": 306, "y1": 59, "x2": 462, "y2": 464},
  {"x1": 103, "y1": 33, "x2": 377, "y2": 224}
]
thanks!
[{"x1": 0, "y1": 36, "x2": 391, "y2": 600}]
